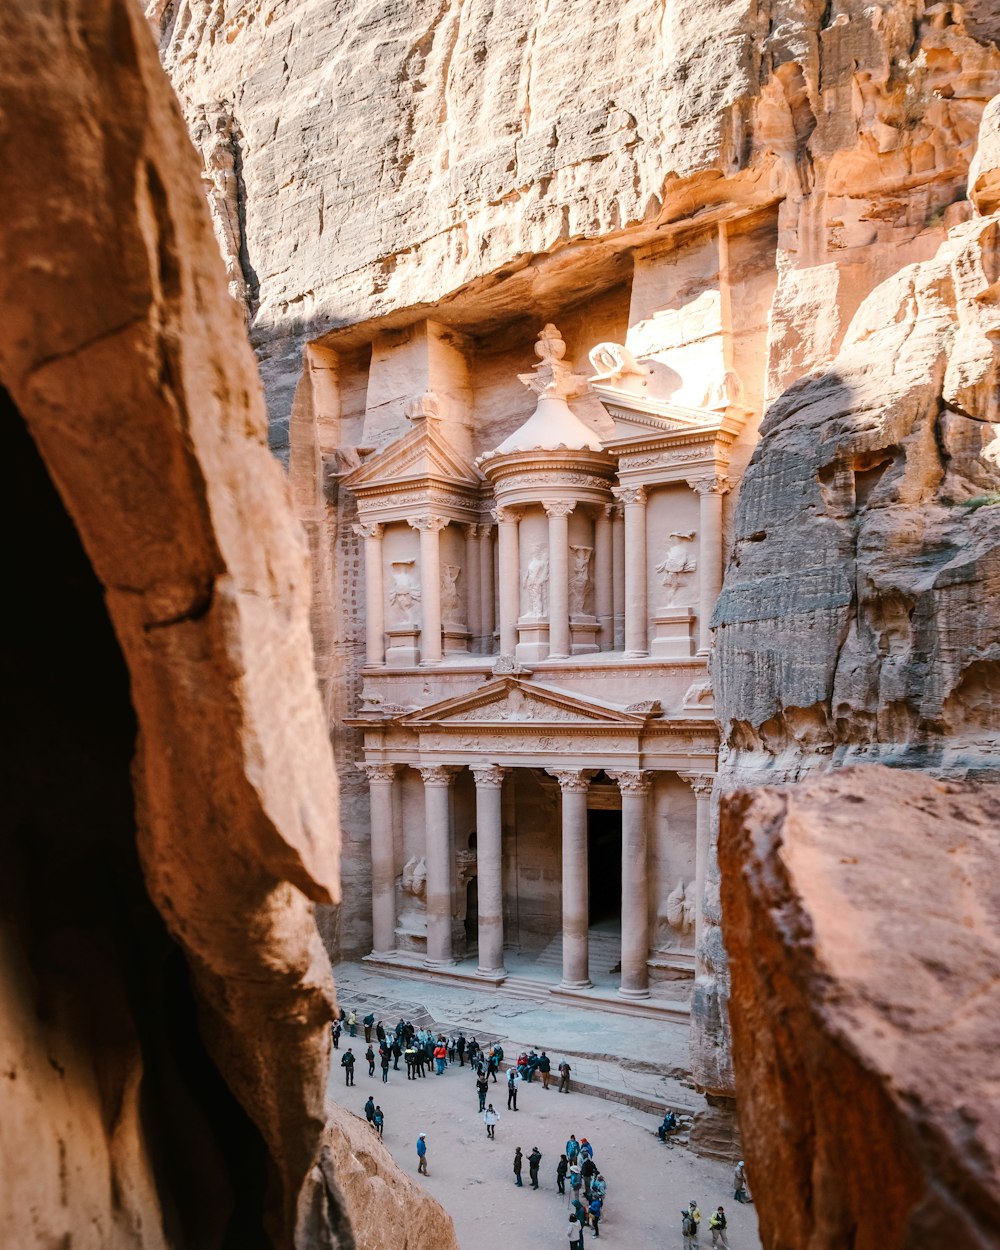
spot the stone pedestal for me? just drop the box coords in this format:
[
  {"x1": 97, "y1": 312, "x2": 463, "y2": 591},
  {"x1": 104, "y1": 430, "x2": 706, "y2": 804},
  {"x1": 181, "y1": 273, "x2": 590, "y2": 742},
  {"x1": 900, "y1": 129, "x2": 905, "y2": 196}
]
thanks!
[
  {"x1": 516, "y1": 618, "x2": 550, "y2": 663},
  {"x1": 442, "y1": 625, "x2": 471, "y2": 655},
  {"x1": 570, "y1": 616, "x2": 600, "y2": 654},
  {"x1": 650, "y1": 607, "x2": 697, "y2": 658},
  {"x1": 385, "y1": 625, "x2": 420, "y2": 666}
]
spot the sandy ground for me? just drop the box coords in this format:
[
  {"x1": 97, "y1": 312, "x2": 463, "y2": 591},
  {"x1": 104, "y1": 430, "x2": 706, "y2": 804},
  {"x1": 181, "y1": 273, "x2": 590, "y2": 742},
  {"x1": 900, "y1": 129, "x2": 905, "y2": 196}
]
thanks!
[{"x1": 326, "y1": 1052, "x2": 760, "y2": 1250}]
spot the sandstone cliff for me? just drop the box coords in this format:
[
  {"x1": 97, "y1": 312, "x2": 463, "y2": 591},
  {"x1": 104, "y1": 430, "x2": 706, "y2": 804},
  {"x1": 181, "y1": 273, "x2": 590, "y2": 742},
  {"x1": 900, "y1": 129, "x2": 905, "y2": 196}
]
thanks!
[
  {"x1": 0, "y1": 3, "x2": 447, "y2": 1247},
  {"x1": 720, "y1": 766, "x2": 1000, "y2": 1250}
]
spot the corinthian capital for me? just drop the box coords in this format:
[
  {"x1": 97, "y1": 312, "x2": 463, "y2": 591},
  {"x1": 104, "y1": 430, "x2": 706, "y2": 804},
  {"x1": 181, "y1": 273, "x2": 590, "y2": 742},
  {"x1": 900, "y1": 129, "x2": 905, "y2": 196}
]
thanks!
[
  {"x1": 471, "y1": 764, "x2": 506, "y2": 789},
  {"x1": 546, "y1": 768, "x2": 593, "y2": 793},
  {"x1": 542, "y1": 499, "x2": 576, "y2": 518},
  {"x1": 688, "y1": 475, "x2": 731, "y2": 497},
  {"x1": 492, "y1": 505, "x2": 523, "y2": 525},
  {"x1": 607, "y1": 769, "x2": 651, "y2": 794},
  {"x1": 359, "y1": 762, "x2": 397, "y2": 783},
  {"x1": 612, "y1": 485, "x2": 646, "y2": 507},
  {"x1": 352, "y1": 521, "x2": 384, "y2": 540},
  {"x1": 678, "y1": 771, "x2": 715, "y2": 798},
  {"x1": 417, "y1": 764, "x2": 459, "y2": 786},
  {"x1": 408, "y1": 516, "x2": 450, "y2": 533}
]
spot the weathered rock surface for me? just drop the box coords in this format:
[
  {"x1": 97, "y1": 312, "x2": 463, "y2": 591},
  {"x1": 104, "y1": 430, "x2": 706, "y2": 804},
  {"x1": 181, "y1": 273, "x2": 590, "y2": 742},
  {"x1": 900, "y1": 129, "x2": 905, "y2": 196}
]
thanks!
[
  {"x1": 720, "y1": 766, "x2": 1000, "y2": 1250},
  {"x1": 301, "y1": 1107, "x2": 460, "y2": 1250},
  {"x1": 0, "y1": 2, "x2": 445, "y2": 1246}
]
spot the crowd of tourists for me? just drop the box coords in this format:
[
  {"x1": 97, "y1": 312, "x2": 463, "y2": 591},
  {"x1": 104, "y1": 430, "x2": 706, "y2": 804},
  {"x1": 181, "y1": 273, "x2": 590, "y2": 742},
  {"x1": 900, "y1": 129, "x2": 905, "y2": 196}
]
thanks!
[{"x1": 336, "y1": 1004, "x2": 750, "y2": 1248}]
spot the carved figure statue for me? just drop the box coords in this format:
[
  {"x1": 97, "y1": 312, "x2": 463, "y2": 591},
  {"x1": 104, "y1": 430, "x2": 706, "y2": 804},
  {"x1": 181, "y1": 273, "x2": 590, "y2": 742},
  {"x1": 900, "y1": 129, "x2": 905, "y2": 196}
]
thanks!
[
  {"x1": 389, "y1": 560, "x2": 421, "y2": 625},
  {"x1": 655, "y1": 532, "x2": 697, "y2": 606},
  {"x1": 401, "y1": 857, "x2": 427, "y2": 902},
  {"x1": 665, "y1": 879, "x2": 697, "y2": 934},
  {"x1": 521, "y1": 545, "x2": 549, "y2": 618},
  {"x1": 588, "y1": 341, "x2": 646, "y2": 386},
  {"x1": 569, "y1": 545, "x2": 593, "y2": 616},
  {"x1": 440, "y1": 563, "x2": 462, "y2": 622}
]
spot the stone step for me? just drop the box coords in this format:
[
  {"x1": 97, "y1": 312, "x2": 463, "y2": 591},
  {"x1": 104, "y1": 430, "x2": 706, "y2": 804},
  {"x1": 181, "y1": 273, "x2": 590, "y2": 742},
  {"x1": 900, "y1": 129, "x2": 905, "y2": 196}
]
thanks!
[{"x1": 533, "y1": 931, "x2": 623, "y2": 975}]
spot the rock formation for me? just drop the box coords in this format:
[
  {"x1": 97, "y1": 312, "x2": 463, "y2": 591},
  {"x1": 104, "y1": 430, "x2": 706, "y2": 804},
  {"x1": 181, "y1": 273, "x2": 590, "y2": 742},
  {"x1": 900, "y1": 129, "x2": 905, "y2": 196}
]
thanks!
[
  {"x1": 0, "y1": 3, "x2": 447, "y2": 1247},
  {"x1": 720, "y1": 766, "x2": 1000, "y2": 1250}
]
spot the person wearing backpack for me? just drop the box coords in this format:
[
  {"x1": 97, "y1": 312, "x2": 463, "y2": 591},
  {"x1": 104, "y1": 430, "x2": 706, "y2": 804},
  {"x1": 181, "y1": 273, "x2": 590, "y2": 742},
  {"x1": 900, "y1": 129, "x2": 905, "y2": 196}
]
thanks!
[
  {"x1": 341, "y1": 1048, "x2": 355, "y2": 1086},
  {"x1": 556, "y1": 1154, "x2": 569, "y2": 1195},
  {"x1": 483, "y1": 1104, "x2": 499, "y2": 1140},
  {"x1": 588, "y1": 1195, "x2": 602, "y2": 1237},
  {"x1": 363, "y1": 1012, "x2": 375, "y2": 1043},
  {"x1": 681, "y1": 1208, "x2": 699, "y2": 1248},
  {"x1": 364, "y1": 1095, "x2": 375, "y2": 1124},
  {"x1": 365, "y1": 1044, "x2": 376, "y2": 1077},
  {"x1": 373, "y1": 1105, "x2": 384, "y2": 1138},
  {"x1": 558, "y1": 1059, "x2": 572, "y2": 1092},
  {"x1": 527, "y1": 1145, "x2": 542, "y2": 1189},
  {"x1": 708, "y1": 1207, "x2": 729, "y2": 1248}
]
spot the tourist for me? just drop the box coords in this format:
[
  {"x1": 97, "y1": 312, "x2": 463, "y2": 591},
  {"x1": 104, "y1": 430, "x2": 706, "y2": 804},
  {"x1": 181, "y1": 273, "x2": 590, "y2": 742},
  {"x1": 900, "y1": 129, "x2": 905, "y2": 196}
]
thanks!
[
  {"x1": 579, "y1": 1137, "x2": 593, "y2": 1162},
  {"x1": 373, "y1": 1105, "x2": 384, "y2": 1138},
  {"x1": 539, "y1": 1051, "x2": 552, "y2": 1088},
  {"x1": 733, "y1": 1161, "x2": 752, "y2": 1204},
  {"x1": 558, "y1": 1059, "x2": 572, "y2": 1093},
  {"x1": 331, "y1": 1019, "x2": 341, "y2": 1050},
  {"x1": 658, "y1": 1110, "x2": 679, "y2": 1141},
  {"x1": 414, "y1": 1044, "x2": 427, "y2": 1078},
  {"x1": 434, "y1": 1040, "x2": 447, "y2": 1075},
  {"x1": 447, "y1": 1034, "x2": 457, "y2": 1063},
  {"x1": 528, "y1": 1145, "x2": 542, "y2": 1189},
  {"x1": 363, "y1": 1012, "x2": 375, "y2": 1043},
  {"x1": 581, "y1": 1154, "x2": 597, "y2": 1197},
  {"x1": 380, "y1": 1047, "x2": 390, "y2": 1083},
  {"x1": 404, "y1": 1044, "x2": 417, "y2": 1079},
  {"x1": 416, "y1": 1132, "x2": 428, "y2": 1175},
  {"x1": 571, "y1": 1195, "x2": 589, "y2": 1229},
  {"x1": 375, "y1": 1019, "x2": 385, "y2": 1044},
  {"x1": 590, "y1": 1174, "x2": 607, "y2": 1207},
  {"x1": 341, "y1": 1048, "x2": 355, "y2": 1086},
  {"x1": 688, "y1": 1200, "x2": 702, "y2": 1227},
  {"x1": 457, "y1": 1033, "x2": 467, "y2": 1066},
  {"x1": 681, "y1": 1208, "x2": 699, "y2": 1248},
  {"x1": 468, "y1": 1036, "x2": 480, "y2": 1066},
  {"x1": 484, "y1": 1104, "x2": 499, "y2": 1140},
  {"x1": 391, "y1": 1036, "x2": 402, "y2": 1070},
  {"x1": 566, "y1": 1134, "x2": 580, "y2": 1164},
  {"x1": 588, "y1": 1195, "x2": 602, "y2": 1237},
  {"x1": 567, "y1": 1214, "x2": 584, "y2": 1250},
  {"x1": 347, "y1": 1009, "x2": 357, "y2": 1037},
  {"x1": 365, "y1": 1044, "x2": 375, "y2": 1077},
  {"x1": 556, "y1": 1153, "x2": 568, "y2": 1194},
  {"x1": 507, "y1": 1066, "x2": 520, "y2": 1111},
  {"x1": 709, "y1": 1207, "x2": 729, "y2": 1248},
  {"x1": 364, "y1": 1095, "x2": 375, "y2": 1124},
  {"x1": 477, "y1": 1072, "x2": 489, "y2": 1112},
  {"x1": 569, "y1": 1161, "x2": 583, "y2": 1200},
  {"x1": 513, "y1": 1146, "x2": 524, "y2": 1187}
]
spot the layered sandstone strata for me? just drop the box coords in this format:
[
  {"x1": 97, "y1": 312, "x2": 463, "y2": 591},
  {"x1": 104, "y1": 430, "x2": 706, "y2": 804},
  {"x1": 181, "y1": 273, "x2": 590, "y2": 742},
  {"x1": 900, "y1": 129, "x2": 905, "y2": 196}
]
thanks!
[
  {"x1": 0, "y1": 3, "x2": 449, "y2": 1247},
  {"x1": 720, "y1": 766, "x2": 1000, "y2": 1250}
]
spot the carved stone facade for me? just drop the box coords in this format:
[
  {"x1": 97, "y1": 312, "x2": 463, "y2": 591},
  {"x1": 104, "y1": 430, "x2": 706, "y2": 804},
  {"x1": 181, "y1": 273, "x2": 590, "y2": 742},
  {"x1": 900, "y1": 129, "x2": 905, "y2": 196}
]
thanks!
[{"x1": 324, "y1": 306, "x2": 755, "y2": 1003}]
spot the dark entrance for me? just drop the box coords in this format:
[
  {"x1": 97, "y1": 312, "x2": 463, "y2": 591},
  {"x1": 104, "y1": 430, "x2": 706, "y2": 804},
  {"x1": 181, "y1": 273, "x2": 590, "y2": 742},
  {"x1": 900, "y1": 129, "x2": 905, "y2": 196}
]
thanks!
[
  {"x1": 587, "y1": 808, "x2": 622, "y2": 924},
  {"x1": 465, "y1": 877, "x2": 479, "y2": 949}
]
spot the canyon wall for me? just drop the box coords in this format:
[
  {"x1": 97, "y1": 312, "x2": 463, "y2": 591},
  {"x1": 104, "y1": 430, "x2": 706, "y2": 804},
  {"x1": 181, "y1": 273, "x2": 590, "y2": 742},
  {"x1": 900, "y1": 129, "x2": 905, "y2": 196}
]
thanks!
[
  {"x1": 0, "y1": 3, "x2": 449, "y2": 1247},
  {"x1": 150, "y1": 0, "x2": 1000, "y2": 1098}
]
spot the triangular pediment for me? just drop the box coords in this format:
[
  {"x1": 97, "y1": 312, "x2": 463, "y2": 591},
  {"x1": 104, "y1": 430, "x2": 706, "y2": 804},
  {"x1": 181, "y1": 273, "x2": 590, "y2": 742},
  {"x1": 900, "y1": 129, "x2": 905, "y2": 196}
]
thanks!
[
  {"x1": 593, "y1": 386, "x2": 721, "y2": 439},
  {"x1": 397, "y1": 678, "x2": 658, "y2": 728},
  {"x1": 343, "y1": 422, "x2": 482, "y2": 494}
]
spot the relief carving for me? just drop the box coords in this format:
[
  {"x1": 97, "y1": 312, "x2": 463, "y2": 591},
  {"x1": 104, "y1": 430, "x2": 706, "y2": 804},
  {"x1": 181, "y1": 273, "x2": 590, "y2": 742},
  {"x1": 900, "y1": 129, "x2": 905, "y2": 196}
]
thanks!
[
  {"x1": 656, "y1": 531, "x2": 698, "y2": 606},
  {"x1": 441, "y1": 563, "x2": 463, "y2": 623},
  {"x1": 521, "y1": 545, "x2": 549, "y2": 618},
  {"x1": 569, "y1": 545, "x2": 593, "y2": 616},
  {"x1": 656, "y1": 879, "x2": 696, "y2": 949},
  {"x1": 388, "y1": 559, "x2": 421, "y2": 625}
]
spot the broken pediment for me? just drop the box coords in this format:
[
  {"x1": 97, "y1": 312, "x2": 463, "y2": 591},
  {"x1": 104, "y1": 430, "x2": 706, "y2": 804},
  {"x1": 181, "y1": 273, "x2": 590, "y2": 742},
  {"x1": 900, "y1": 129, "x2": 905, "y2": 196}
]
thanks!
[{"x1": 397, "y1": 678, "x2": 658, "y2": 727}]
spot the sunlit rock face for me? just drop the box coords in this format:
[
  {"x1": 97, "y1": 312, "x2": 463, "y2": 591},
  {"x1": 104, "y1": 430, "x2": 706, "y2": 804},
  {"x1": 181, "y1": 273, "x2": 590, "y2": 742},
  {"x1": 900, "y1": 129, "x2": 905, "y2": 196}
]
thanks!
[
  {"x1": 148, "y1": 0, "x2": 999, "y2": 1107},
  {"x1": 720, "y1": 766, "x2": 1000, "y2": 1250}
]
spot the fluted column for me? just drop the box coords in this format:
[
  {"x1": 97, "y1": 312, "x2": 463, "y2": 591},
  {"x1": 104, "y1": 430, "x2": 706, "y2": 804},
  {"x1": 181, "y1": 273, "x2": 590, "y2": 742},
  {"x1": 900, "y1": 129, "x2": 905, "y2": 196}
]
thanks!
[
  {"x1": 361, "y1": 763, "x2": 398, "y2": 956},
  {"x1": 609, "y1": 770, "x2": 651, "y2": 999},
  {"x1": 543, "y1": 499, "x2": 574, "y2": 658},
  {"x1": 479, "y1": 521, "x2": 495, "y2": 653},
  {"x1": 495, "y1": 506, "x2": 521, "y2": 656},
  {"x1": 611, "y1": 503, "x2": 625, "y2": 650},
  {"x1": 472, "y1": 765, "x2": 506, "y2": 977},
  {"x1": 679, "y1": 771, "x2": 715, "y2": 961},
  {"x1": 409, "y1": 516, "x2": 448, "y2": 664},
  {"x1": 689, "y1": 476, "x2": 730, "y2": 654},
  {"x1": 419, "y1": 765, "x2": 458, "y2": 966},
  {"x1": 353, "y1": 522, "x2": 385, "y2": 666},
  {"x1": 613, "y1": 486, "x2": 648, "y2": 656},
  {"x1": 548, "y1": 769, "x2": 592, "y2": 988},
  {"x1": 594, "y1": 504, "x2": 613, "y2": 650},
  {"x1": 465, "y1": 524, "x2": 483, "y2": 647}
]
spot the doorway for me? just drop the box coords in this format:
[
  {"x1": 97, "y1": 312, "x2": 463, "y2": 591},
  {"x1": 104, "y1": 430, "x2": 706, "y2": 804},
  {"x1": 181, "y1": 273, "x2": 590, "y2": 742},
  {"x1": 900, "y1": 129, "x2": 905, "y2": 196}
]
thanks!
[
  {"x1": 587, "y1": 808, "x2": 622, "y2": 924},
  {"x1": 465, "y1": 877, "x2": 478, "y2": 949}
]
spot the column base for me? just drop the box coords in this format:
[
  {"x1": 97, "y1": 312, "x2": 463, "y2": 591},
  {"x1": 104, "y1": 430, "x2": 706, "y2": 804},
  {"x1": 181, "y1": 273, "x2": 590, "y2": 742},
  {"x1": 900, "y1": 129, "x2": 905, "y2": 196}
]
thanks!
[
  {"x1": 617, "y1": 985, "x2": 651, "y2": 1000},
  {"x1": 423, "y1": 957, "x2": 457, "y2": 971},
  {"x1": 367, "y1": 947, "x2": 398, "y2": 960},
  {"x1": 475, "y1": 966, "x2": 508, "y2": 982},
  {"x1": 558, "y1": 978, "x2": 594, "y2": 991},
  {"x1": 623, "y1": 649, "x2": 649, "y2": 659}
]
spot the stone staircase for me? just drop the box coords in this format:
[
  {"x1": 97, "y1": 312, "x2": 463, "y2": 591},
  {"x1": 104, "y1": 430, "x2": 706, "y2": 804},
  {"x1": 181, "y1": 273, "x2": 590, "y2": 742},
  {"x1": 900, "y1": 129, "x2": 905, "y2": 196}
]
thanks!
[{"x1": 531, "y1": 929, "x2": 622, "y2": 978}]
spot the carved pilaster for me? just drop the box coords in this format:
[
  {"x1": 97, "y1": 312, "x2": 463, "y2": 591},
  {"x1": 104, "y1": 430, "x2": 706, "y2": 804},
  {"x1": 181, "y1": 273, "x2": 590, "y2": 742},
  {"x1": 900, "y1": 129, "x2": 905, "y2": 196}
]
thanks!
[
  {"x1": 678, "y1": 771, "x2": 715, "y2": 798},
  {"x1": 352, "y1": 521, "x2": 384, "y2": 541}
]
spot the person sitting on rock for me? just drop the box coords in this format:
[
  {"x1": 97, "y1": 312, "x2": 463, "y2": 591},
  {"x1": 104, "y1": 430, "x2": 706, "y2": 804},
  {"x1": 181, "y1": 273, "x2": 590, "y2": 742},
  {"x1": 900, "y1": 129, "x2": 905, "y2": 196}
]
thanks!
[{"x1": 658, "y1": 1110, "x2": 679, "y2": 1141}]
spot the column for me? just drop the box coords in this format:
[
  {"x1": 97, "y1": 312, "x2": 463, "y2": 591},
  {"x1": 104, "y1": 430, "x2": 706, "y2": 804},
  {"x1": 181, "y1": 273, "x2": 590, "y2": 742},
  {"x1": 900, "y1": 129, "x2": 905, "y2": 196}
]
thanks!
[
  {"x1": 465, "y1": 524, "x2": 483, "y2": 647},
  {"x1": 361, "y1": 763, "x2": 398, "y2": 956},
  {"x1": 479, "y1": 522, "x2": 495, "y2": 653},
  {"x1": 609, "y1": 770, "x2": 651, "y2": 999},
  {"x1": 409, "y1": 516, "x2": 448, "y2": 664},
  {"x1": 472, "y1": 764, "x2": 506, "y2": 977},
  {"x1": 614, "y1": 486, "x2": 648, "y2": 656},
  {"x1": 679, "y1": 771, "x2": 715, "y2": 962},
  {"x1": 352, "y1": 522, "x2": 385, "y2": 666},
  {"x1": 689, "y1": 476, "x2": 730, "y2": 654},
  {"x1": 419, "y1": 765, "x2": 458, "y2": 966},
  {"x1": 495, "y1": 506, "x2": 521, "y2": 656},
  {"x1": 548, "y1": 769, "x2": 592, "y2": 988},
  {"x1": 594, "y1": 504, "x2": 613, "y2": 650},
  {"x1": 611, "y1": 503, "x2": 625, "y2": 650},
  {"x1": 543, "y1": 499, "x2": 574, "y2": 658}
]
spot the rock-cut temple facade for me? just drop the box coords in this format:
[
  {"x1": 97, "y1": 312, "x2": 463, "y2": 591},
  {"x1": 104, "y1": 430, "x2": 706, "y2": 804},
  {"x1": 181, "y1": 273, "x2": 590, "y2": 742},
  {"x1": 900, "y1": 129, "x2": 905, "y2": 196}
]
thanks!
[{"x1": 313, "y1": 220, "x2": 774, "y2": 1011}]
